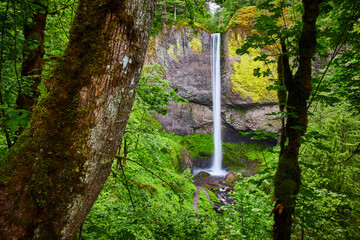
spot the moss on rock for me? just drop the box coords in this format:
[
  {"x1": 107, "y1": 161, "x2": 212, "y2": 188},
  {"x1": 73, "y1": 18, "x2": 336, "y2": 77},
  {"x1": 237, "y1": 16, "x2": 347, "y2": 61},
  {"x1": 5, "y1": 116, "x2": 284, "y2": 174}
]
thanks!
[
  {"x1": 228, "y1": 36, "x2": 277, "y2": 103},
  {"x1": 225, "y1": 6, "x2": 277, "y2": 103},
  {"x1": 189, "y1": 38, "x2": 202, "y2": 55},
  {"x1": 176, "y1": 39, "x2": 183, "y2": 55},
  {"x1": 167, "y1": 44, "x2": 179, "y2": 62}
]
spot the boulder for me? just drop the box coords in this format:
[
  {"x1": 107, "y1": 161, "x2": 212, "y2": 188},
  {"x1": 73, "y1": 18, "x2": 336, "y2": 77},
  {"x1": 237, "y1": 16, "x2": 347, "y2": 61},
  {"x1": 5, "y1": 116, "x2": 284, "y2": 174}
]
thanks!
[{"x1": 225, "y1": 172, "x2": 238, "y2": 182}]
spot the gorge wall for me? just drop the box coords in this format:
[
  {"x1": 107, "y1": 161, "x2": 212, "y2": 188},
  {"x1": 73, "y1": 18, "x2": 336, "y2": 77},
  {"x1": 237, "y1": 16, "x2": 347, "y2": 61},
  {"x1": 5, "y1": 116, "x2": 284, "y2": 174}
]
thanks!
[{"x1": 145, "y1": 18, "x2": 280, "y2": 142}]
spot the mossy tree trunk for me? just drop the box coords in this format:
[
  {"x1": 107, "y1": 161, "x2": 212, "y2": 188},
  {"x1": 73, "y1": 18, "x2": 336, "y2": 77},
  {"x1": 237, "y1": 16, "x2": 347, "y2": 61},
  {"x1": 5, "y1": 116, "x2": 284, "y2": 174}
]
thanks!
[
  {"x1": 0, "y1": 0, "x2": 156, "y2": 239},
  {"x1": 273, "y1": 0, "x2": 320, "y2": 239}
]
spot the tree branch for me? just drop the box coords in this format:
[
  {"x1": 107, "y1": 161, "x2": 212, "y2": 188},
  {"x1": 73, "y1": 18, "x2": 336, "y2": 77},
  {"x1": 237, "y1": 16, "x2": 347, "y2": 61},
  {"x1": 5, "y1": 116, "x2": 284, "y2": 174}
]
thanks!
[
  {"x1": 115, "y1": 155, "x2": 181, "y2": 198},
  {"x1": 338, "y1": 142, "x2": 360, "y2": 164},
  {"x1": 53, "y1": 0, "x2": 69, "y2": 39}
]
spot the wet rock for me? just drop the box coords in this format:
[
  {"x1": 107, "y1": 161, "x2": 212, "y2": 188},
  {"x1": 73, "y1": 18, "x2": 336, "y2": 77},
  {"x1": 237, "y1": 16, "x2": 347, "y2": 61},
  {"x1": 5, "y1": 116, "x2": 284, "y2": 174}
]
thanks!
[
  {"x1": 225, "y1": 172, "x2": 237, "y2": 182},
  {"x1": 195, "y1": 171, "x2": 211, "y2": 178},
  {"x1": 193, "y1": 171, "x2": 210, "y2": 186},
  {"x1": 193, "y1": 172, "x2": 226, "y2": 186},
  {"x1": 178, "y1": 148, "x2": 192, "y2": 171},
  {"x1": 192, "y1": 152, "x2": 212, "y2": 169}
]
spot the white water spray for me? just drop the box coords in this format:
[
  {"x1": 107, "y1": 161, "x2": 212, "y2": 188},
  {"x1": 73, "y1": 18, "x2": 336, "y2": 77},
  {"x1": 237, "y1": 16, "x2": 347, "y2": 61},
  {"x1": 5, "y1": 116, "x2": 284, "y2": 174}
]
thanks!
[{"x1": 210, "y1": 33, "x2": 226, "y2": 176}]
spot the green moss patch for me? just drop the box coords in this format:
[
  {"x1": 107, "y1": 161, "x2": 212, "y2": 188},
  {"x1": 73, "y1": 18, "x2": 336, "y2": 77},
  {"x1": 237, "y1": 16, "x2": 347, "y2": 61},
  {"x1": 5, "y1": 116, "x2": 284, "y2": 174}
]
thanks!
[{"x1": 228, "y1": 35, "x2": 277, "y2": 103}]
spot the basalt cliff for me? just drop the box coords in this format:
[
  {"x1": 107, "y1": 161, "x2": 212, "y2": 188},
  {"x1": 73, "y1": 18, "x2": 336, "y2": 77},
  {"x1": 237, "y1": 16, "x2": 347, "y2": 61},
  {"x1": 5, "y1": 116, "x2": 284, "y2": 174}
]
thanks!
[{"x1": 145, "y1": 10, "x2": 280, "y2": 142}]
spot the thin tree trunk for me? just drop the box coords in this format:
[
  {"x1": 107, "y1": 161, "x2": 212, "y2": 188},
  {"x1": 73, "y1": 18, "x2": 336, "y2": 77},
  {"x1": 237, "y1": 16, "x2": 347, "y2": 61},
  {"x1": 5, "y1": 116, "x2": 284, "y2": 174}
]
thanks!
[
  {"x1": 164, "y1": 0, "x2": 167, "y2": 24},
  {"x1": 273, "y1": 1, "x2": 320, "y2": 239},
  {"x1": 0, "y1": 0, "x2": 156, "y2": 239},
  {"x1": 174, "y1": 3, "x2": 177, "y2": 22},
  {"x1": 16, "y1": 8, "x2": 47, "y2": 111}
]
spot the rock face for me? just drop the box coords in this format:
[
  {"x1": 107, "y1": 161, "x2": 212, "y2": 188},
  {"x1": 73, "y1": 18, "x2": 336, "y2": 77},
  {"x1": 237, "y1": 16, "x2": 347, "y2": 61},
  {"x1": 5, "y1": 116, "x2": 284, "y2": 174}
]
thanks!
[
  {"x1": 154, "y1": 102, "x2": 213, "y2": 135},
  {"x1": 145, "y1": 22, "x2": 280, "y2": 140},
  {"x1": 146, "y1": 25, "x2": 212, "y2": 106}
]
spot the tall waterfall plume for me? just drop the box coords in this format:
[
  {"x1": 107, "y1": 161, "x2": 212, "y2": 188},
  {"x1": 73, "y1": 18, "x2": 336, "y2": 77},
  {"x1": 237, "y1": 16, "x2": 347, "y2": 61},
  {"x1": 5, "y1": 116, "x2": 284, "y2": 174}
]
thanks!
[{"x1": 211, "y1": 33, "x2": 225, "y2": 176}]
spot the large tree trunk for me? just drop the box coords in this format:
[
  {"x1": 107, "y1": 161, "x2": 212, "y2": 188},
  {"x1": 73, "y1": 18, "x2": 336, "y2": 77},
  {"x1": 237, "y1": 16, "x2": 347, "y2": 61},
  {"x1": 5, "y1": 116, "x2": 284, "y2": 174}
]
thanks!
[
  {"x1": 273, "y1": 0, "x2": 320, "y2": 239},
  {"x1": 0, "y1": 0, "x2": 156, "y2": 239}
]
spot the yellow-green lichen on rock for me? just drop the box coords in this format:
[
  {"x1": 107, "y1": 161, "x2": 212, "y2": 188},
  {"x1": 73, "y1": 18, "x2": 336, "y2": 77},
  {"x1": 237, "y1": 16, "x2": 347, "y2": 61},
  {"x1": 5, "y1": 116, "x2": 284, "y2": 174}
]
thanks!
[
  {"x1": 229, "y1": 34, "x2": 277, "y2": 103},
  {"x1": 144, "y1": 36, "x2": 157, "y2": 63},
  {"x1": 189, "y1": 38, "x2": 202, "y2": 55},
  {"x1": 176, "y1": 38, "x2": 183, "y2": 55},
  {"x1": 167, "y1": 44, "x2": 179, "y2": 62}
]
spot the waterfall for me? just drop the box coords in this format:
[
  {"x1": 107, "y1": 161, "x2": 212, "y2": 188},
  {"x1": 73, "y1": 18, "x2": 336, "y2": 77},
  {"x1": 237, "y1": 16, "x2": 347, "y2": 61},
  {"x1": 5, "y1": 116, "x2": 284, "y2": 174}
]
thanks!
[{"x1": 211, "y1": 33, "x2": 225, "y2": 176}]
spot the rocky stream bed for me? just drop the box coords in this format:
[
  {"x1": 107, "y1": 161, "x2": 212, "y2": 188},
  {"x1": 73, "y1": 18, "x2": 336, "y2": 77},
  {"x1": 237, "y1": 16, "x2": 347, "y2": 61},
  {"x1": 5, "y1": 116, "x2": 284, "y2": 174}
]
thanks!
[{"x1": 192, "y1": 171, "x2": 239, "y2": 212}]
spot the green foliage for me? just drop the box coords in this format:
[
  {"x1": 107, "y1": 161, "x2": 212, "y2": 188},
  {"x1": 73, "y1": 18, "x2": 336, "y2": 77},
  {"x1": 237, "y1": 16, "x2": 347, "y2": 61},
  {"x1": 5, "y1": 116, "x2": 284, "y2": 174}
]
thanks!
[
  {"x1": 137, "y1": 64, "x2": 185, "y2": 115},
  {"x1": 221, "y1": 150, "x2": 277, "y2": 239},
  {"x1": 222, "y1": 142, "x2": 276, "y2": 175},
  {"x1": 199, "y1": 10, "x2": 226, "y2": 33},
  {"x1": 82, "y1": 160, "x2": 221, "y2": 240},
  {"x1": 150, "y1": 0, "x2": 269, "y2": 34},
  {"x1": 234, "y1": 1, "x2": 302, "y2": 58},
  {"x1": 151, "y1": 0, "x2": 209, "y2": 35},
  {"x1": 0, "y1": 107, "x2": 29, "y2": 132},
  {"x1": 326, "y1": 49, "x2": 360, "y2": 111},
  {"x1": 202, "y1": 0, "x2": 266, "y2": 33},
  {"x1": 294, "y1": 186, "x2": 349, "y2": 239},
  {"x1": 222, "y1": 178, "x2": 273, "y2": 239},
  {"x1": 82, "y1": 107, "x2": 280, "y2": 239},
  {"x1": 0, "y1": 1, "x2": 28, "y2": 149},
  {"x1": 240, "y1": 129, "x2": 278, "y2": 141},
  {"x1": 0, "y1": 0, "x2": 74, "y2": 156},
  {"x1": 43, "y1": 1, "x2": 73, "y2": 60},
  {"x1": 312, "y1": 0, "x2": 360, "y2": 112},
  {"x1": 225, "y1": 2, "x2": 360, "y2": 238},
  {"x1": 84, "y1": 198, "x2": 220, "y2": 239},
  {"x1": 180, "y1": 134, "x2": 214, "y2": 158},
  {"x1": 292, "y1": 102, "x2": 360, "y2": 239},
  {"x1": 82, "y1": 136, "x2": 222, "y2": 239},
  {"x1": 301, "y1": 103, "x2": 360, "y2": 194},
  {"x1": 179, "y1": 132, "x2": 277, "y2": 174}
]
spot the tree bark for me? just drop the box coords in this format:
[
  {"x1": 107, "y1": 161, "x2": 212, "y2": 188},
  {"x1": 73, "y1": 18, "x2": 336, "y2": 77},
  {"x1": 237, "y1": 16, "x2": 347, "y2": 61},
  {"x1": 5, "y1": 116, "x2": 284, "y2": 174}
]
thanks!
[
  {"x1": 273, "y1": 1, "x2": 320, "y2": 239},
  {"x1": 0, "y1": 0, "x2": 156, "y2": 239}
]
